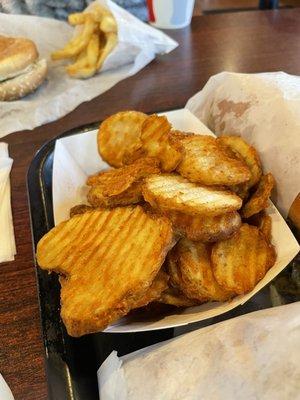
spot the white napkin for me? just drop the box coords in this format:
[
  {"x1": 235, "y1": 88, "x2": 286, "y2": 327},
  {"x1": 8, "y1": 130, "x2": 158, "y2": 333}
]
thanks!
[
  {"x1": 0, "y1": 374, "x2": 14, "y2": 400},
  {"x1": 98, "y1": 302, "x2": 300, "y2": 400},
  {"x1": 186, "y1": 71, "x2": 300, "y2": 217},
  {"x1": 0, "y1": 143, "x2": 16, "y2": 263},
  {"x1": 0, "y1": 1, "x2": 177, "y2": 138}
]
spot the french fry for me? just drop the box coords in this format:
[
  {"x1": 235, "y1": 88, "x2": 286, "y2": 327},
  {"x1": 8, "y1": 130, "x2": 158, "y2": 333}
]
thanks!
[
  {"x1": 97, "y1": 32, "x2": 118, "y2": 71},
  {"x1": 68, "y1": 12, "x2": 87, "y2": 26},
  {"x1": 100, "y1": 15, "x2": 118, "y2": 33},
  {"x1": 87, "y1": 33, "x2": 100, "y2": 67},
  {"x1": 67, "y1": 65, "x2": 97, "y2": 79},
  {"x1": 51, "y1": 15, "x2": 96, "y2": 60},
  {"x1": 66, "y1": 48, "x2": 89, "y2": 74},
  {"x1": 52, "y1": 4, "x2": 118, "y2": 79},
  {"x1": 89, "y1": 3, "x2": 112, "y2": 22}
]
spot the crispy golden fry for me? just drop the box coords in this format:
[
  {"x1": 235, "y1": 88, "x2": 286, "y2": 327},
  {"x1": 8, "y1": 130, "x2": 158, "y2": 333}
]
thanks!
[
  {"x1": 51, "y1": 15, "x2": 96, "y2": 60},
  {"x1": 67, "y1": 64, "x2": 97, "y2": 79},
  {"x1": 67, "y1": 33, "x2": 100, "y2": 78},
  {"x1": 142, "y1": 174, "x2": 243, "y2": 217},
  {"x1": 125, "y1": 115, "x2": 183, "y2": 172},
  {"x1": 100, "y1": 15, "x2": 118, "y2": 33},
  {"x1": 211, "y1": 224, "x2": 276, "y2": 295},
  {"x1": 176, "y1": 135, "x2": 250, "y2": 186},
  {"x1": 66, "y1": 48, "x2": 89, "y2": 73},
  {"x1": 36, "y1": 206, "x2": 174, "y2": 336},
  {"x1": 158, "y1": 287, "x2": 200, "y2": 307},
  {"x1": 168, "y1": 239, "x2": 233, "y2": 302},
  {"x1": 53, "y1": 5, "x2": 118, "y2": 78},
  {"x1": 133, "y1": 270, "x2": 169, "y2": 309},
  {"x1": 217, "y1": 136, "x2": 262, "y2": 189},
  {"x1": 68, "y1": 12, "x2": 87, "y2": 25},
  {"x1": 246, "y1": 211, "x2": 272, "y2": 243},
  {"x1": 97, "y1": 32, "x2": 118, "y2": 71},
  {"x1": 88, "y1": 3, "x2": 113, "y2": 22},
  {"x1": 166, "y1": 252, "x2": 182, "y2": 289},
  {"x1": 229, "y1": 182, "x2": 249, "y2": 200},
  {"x1": 87, "y1": 157, "x2": 160, "y2": 193},
  {"x1": 166, "y1": 210, "x2": 241, "y2": 242},
  {"x1": 98, "y1": 111, "x2": 148, "y2": 167},
  {"x1": 87, "y1": 33, "x2": 100, "y2": 66},
  {"x1": 242, "y1": 173, "x2": 275, "y2": 218},
  {"x1": 70, "y1": 204, "x2": 94, "y2": 217},
  {"x1": 88, "y1": 181, "x2": 142, "y2": 207},
  {"x1": 87, "y1": 158, "x2": 160, "y2": 207},
  {"x1": 260, "y1": 214, "x2": 272, "y2": 242}
]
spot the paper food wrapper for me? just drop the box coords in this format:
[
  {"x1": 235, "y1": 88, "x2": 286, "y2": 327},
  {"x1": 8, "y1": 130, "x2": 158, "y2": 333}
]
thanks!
[
  {"x1": 52, "y1": 108, "x2": 299, "y2": 333},
  {"x1": 0, "y1": 1, "x2": 177, "y2": 138},
  {"x1": 186, "y1": 71, "x2": 300, "y2": 218},
  {"x1": 0, "y1": 143, "x2": 16, "y2": 263},
  {"x1": 97, "y1": 302, "x2": 300, "y2": 400},
  {"x1": 0, "y1": 374, "x2": 14, "y2": 400}
]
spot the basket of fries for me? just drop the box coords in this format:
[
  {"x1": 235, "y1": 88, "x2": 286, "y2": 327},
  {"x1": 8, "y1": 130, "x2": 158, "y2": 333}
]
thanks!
[
  {"x1": 51, "y1": 0, "x2": 177, "y2": 79},
  {"x1": 52, "y1": 2, "x2": 118, "y2": 78}
]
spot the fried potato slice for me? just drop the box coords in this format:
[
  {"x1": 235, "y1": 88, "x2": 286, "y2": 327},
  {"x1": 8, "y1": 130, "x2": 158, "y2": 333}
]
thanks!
[
  {"x1": 211, "y1": 224, "x2": 276, "y2": 295},
  {"x1": 168, "y1": 239, "x2": 232, "y2": 302},
  {"x1": 125, "y1": 115, "x2": 183, "y2": 172},
  {"x1": 133, "y1": 270, "x2": 169, "y2": 309},
  {"x1": 176, "y1": 135, "x2": 250, "y2": 186},
  {"x1": 217, "y1": 136, "x2": 262, "y2": 189},
  {"x1": 88, "y1": 181, "x2": 142, "y2": 207},
  {"x1": 143, "y1": 174, "x2": 243, "y2": 217},
  {"x1": 87, "y1": 158, "x2": 160, "y2": 207},
  {"x1": 166, "y1": 210, "x2": 241, "y2": 242},
  {"x1": 98, "y1": 111, "x2": 148, "y2": 167},
  {"x1": 70, "y1": 204, "x2": 94, "y2": 217},
  {"x1": 246, "y1": 211, "x2": 272, "y2": 243},
  {"x1": 36, "y1": 206, "x2": 173, "y2": 336},
  {"x1": 86, "y1": 157, "x2": 160, "y2": 194},
  {"x1": 242, "y1": 173, "x2": 275, "y2": 218},
  {"x1": 158, "y1": 287, "x2": 200, "y2": 307},
  {"x1": 228, "y1": 181, "x2": 250, "y2": 200}
]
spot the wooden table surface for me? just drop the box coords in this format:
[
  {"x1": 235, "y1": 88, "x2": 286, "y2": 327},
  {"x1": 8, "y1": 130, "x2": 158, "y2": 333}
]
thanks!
[{"x1": 1, "y1": 9, "x2": 300, "y2": 400}]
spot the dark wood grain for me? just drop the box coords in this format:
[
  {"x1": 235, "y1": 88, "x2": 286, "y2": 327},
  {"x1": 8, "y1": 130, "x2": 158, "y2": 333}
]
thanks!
[{"x1": 1, "y1": 9, "x2": 300, "y2": 400}]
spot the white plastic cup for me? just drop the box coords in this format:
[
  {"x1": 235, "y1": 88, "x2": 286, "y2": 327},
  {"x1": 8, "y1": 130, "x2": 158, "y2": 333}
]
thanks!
[{"x1": 147, "y1": 0, "x2": 195, "y2": 29}]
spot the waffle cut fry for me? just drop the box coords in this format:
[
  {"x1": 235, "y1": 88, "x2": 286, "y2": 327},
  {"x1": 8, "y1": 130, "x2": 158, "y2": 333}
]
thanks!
[{"x1": 51, "y1": 4, "x2": 118, "y2": 79}]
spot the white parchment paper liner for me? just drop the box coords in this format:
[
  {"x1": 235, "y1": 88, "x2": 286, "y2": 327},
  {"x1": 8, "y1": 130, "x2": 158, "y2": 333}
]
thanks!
[
  {"x1": 186, "y1": 71, "x2": 300, "y2": 217},
  {"x1": 97, "y1": 302, "x2": 300, "y2": 400},
  {"x1": 0, "y1": 143, "x2": 16, "y2": 263}
]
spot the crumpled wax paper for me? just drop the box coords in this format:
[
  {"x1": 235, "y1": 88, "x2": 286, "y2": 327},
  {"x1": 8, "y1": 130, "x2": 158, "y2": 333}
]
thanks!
[
  {"x1": 186, "y1": 71, "x2": 300, "y2": 217},
  {"x1": 98, "y1": 302, "x2": 300, "y2": 400},
  {"x1": 0, "y1": 0, "x2": 177, "y2": 137}
]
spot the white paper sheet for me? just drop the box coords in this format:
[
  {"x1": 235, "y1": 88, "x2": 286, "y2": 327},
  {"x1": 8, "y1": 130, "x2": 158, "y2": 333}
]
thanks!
[
  {"x1": 0, "y1": 1, "x2": 177, "y2": 138},
  {"x1": 0, "y1": 143, "x2": 16, "y2": 263},
  {"x1": 52, "y1": 108, "x2": 299, "y2": 333},
  {"x1": 186, "y1": 71, "x2": 300, "y2": 217},
  {"x1": 98, "y1": 302, "x2": 300, "y2": 400},
  {"x1": 0, "y1": 374, "x2": 14, "y2": 400}
]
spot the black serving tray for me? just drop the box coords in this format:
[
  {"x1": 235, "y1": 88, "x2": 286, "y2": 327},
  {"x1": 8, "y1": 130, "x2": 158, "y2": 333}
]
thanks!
[{"x1": 27, "y1": 122, "x2": 298, "y2": 400}]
